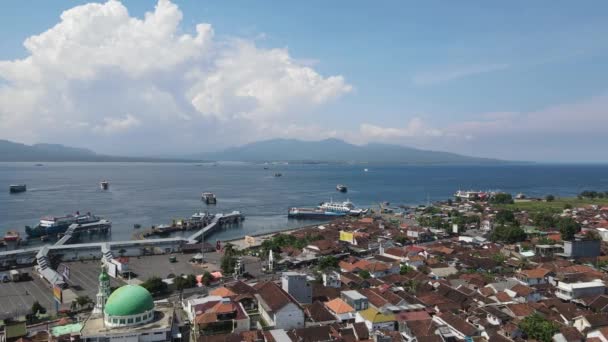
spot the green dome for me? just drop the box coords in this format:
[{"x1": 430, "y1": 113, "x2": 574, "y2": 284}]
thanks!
[
  {"x1": 104, "y1": 285, "x2": 154, "y2": 316},
  {"x1": 99, "y1": 269, "x2": 110, "y2": 282}
]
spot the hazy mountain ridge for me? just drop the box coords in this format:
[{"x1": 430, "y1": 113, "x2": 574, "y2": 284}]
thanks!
[{"x1": 198, "y1": 138, "x2": 508, "y2": 164}]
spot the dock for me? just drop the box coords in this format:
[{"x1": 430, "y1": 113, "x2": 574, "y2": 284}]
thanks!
[{"x1": 187, "y1": 211, "x2": 243, "y2": 243}]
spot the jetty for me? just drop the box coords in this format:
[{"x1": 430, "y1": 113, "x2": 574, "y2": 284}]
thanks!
[{"x1": 187, "y1": 211, "x2": 243, "y2": 243}]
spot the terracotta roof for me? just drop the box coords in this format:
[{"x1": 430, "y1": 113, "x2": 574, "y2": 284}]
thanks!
[
  {"x1": 288, "y1": 326, "x2": 332, "y2": 342},
  {"x1": 510, "y1": 284, "x2": 535, "y2": 297},
  {"x1": 558, "y1": 326, "x2": 584, "y2": 342},
  {"x1": 398, "y1": 310, "x2": 431, "y2": 322},
  {"x1": 359, "y1": 288, "x2": 389, "y2": 308},
  {"x1": 403, "y1": 319, "x2": 437, "y2": 339},
  {"x1": 519, "y1": 268, "x2": 551, "y2": 279},
  {"x1": 436, "y1": 312, "x2": 477, "y2": 336},
  {"x1": 255, "y1": 281, "x2": 298, "y2": 313},
  {"x1": 506, "y1": 303, "x2": 535, "y2": 317},
  {"x1": 495, "y1": 291, "x2": 512, "y2": 303},
  {"x1": 210, "y1": 287, "x2": 236, "y2": 297},
  {"x1": 583, "y1": 313, "x2": 608, "y2": 329},
  {"x1": 352, "y1": 322, "x2": 369, "y2": 340},
  {"x1": 325, "y1": 298, "x2": 354, "y2": 314},
  {"x1": 306, "y1": 301, "x2": 337, "y2": 323}
]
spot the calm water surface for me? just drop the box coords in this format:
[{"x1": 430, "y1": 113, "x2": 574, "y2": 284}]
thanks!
[{"x1": 1, "y1": 162, "x2": 608, "y2": 242}]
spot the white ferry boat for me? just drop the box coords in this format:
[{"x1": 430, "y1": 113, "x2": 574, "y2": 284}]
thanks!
[{"x1": 318, "y1": 200, "x2": 366, "y2": 216}]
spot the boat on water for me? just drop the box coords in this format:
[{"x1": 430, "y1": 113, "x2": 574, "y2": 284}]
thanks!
[
  {"x1": 274, "y1": 173, "x2": 282, "y2": 177},
  {"x1": 288, "y1": 200, "x2": 367, "y2": 219},
  {"x1": 319, "y1": 200, "x2": 366, "y2": 216},
  {"x1": 25, "y1": 212, "x2": 108, "y2": 238},
  {"x1": 35, "y1": 163, "x2": 44, "y2": 167},
  {"x1": 9, "y1": 184, "x2": 26, "y2": 194},
  {"x1": 287, "y1": 207, "x2": 346, "y2": 220},
  {"x1": 336, "y1": 184, "x2": 348, "y2": 193},
  {"x1": 202, "y1": 192, "x2": 217, "y2": 205},
  {"x1": 100, "y1": 180, "x2": 109, "y2": 190},
  {"x1": 4, "y1": 231, "x2": 20, "y2": 242}
]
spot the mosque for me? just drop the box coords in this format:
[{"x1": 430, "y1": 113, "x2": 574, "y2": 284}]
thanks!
[{"x1": 80, "y1": 264, "x2": 180, "y2": 342}]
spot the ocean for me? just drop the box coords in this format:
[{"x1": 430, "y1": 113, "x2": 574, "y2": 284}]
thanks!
[{"x1": 1, "y1": 162, "x2": 608, "y2": 242}]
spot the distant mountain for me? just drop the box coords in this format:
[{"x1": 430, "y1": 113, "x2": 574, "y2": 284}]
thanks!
[
  {"x1": 197, "y1": 138, "x2": 508, "y2": 164},
  {"x1": 0, "y1": 140, "x2": 193, "y2": 162}
]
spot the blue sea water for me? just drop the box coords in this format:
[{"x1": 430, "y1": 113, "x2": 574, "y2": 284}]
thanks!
[{"x1": 1, "y1": 162, "x2": 608, "y2": 242}]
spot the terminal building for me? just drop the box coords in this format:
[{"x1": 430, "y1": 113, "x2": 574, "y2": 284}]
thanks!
[{"x1": 80, "y1": 264, "x2": 180, "y2": 342}]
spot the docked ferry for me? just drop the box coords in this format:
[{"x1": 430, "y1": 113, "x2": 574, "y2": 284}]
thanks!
[
  {"x1": 319, "y1": 200, "x2": 366, "y2": 216},
  {"x1": 288, "y1": 207, "x2": 346, "y2": 219},
  {"x1": 25, "y1": 212, "x2": 108, "y2": 238}
]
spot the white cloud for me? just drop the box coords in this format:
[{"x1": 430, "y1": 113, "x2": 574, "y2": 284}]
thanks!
[
  {"x1": 360, "y1": 118, "x2": 443, "y2": 140},
  {"x1": 94, "y1": 114, "x2": 141, "y2": 134},
  {"x1": 0, "y1": 0, "x2": 351, "y2": 154},
  {"x1": 412, "y1": 63, "x2": 509, "y2": 86}
]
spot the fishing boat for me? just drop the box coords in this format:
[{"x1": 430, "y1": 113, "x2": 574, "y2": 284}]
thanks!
[
  {"x1": 274, "y1": 173, "x2": 282, "y2": 177},
  {"x1": 100, "y1": 180, "x2": 109, "y2": 190},
  {"x1": 9, "y1": 184, "x2": 26, "y2": 193},
  {"x1": 336, "y1": 184, "x2": 348, "y2": 193},
  {"x1": 3, "y1": 231, "x2": 20, "y2": 242}
]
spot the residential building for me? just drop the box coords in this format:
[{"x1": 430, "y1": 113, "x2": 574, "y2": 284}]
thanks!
[
  {"x1": 556, "y1": 280, "x2": 606, "y2": 301},
  {"x1": 341, "y1": 290, "x2": 369, "y2": 311},
  {"x1": 355, "y1": 307, "x2": 396, "y2": 332},
  {"x1": 255, "y1": 281, "x2": 305, "y2": 330},
  {"x1": 281, "y1": 272, "x2": 312, "y2": 304}
]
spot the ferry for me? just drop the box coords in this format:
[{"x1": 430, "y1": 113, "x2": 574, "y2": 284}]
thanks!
[
  {"x1": 9, "y1": 184, "x2": 26, "y2": 194},
  {"x1": 100, "y1": 180, "x2": 109, "y2": 190},
  {"x1": 202, "y1": 192, "x2": 217, "y2": 205},
  {"x1": 3, "y1": 231, "x2": 20, "y2": 242},
  {"x1": 25, "y1": 212, "x2": 107, "y2": 238},
  {"x1": 336, "y1": 184, "x2": 348, "y2": 193},
  {"x1": 288, "y1": 207, "x2": 346, "y2": 219},
  {"x1": 319, "y1": 200, "x2": 366, "y2": 216}
]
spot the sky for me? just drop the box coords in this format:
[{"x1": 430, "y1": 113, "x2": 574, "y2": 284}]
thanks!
[{"x1": 0, "y1": 1, "x2": 607, "y2": 162}]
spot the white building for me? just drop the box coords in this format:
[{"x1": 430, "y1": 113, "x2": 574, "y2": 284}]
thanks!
[
  {"x1": 255, "y1": 281, "x2": 304, "y2": 330},
  {"x1": 556, "y1": 280, "x2": 606, "y2": 301}
]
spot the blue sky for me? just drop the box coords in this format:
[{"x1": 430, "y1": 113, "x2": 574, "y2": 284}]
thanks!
[{"x1": 1, "y1": 1, "x2": 607, "y2": 161}]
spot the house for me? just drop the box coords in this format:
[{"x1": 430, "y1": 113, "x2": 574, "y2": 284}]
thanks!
[
  {"x1": 506, "y1": 284, "x2": 541, "y2": 303},
  {"x1": 562, "y1": 239, "x2": 601, "y2": 258},
  {"x1": 255, "y1": 281, "x2": 305, "y2": 330},
  {"x1": 432, "y1": 312, "x2": 480, "y2": 340},
  {"x1": 552, "y1": 326, "x2": 584, "y2": 342},
  {"x1": 194, "y1": 298, "x2": 250, "y2": 336},
  {"x1": 556, "y1": 280, "x2": 606, "y2": 301},
  {"x1": 517, "y1": 268, "x2": 551, "y2": 285},
  {"x1": 355, "y1": 307, "x2": 396, "y2": 332},
  {"x1": 282, "y1": 272, "x2": 312, "y2": 304},
  {"x1": 305, "y1": 301, "x2": 339, "y2": 326},
  {"x1": 341, "y1": 290, "x2": 369, "y2": 311},
  {"x1": 322, "y1": 271, "x2": 341, "y2": 288},
  {"x1": 287, "y1": 325, "x2": 335, "y2": 342},
  {"x1": 325, "y1": 298, "x2": 356, "y2": 322},
  {"x1": 573, "y1": 313, "x2": 608, "y2": 333}
]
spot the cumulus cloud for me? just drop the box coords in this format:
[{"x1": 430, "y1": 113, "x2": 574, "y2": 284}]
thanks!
[
  {"x1": 360, "y1": 118, "x2": 443, "y2": 140},
  {"x1": 0, "y1": 0, "x2": 351, "y2": 154}
]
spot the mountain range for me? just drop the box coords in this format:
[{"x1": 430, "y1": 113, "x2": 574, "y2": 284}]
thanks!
[
  {"x1": 0, "y1": 138, "x2": 507, "y2": 164},
  {"x1": 195, "y1": 138, "x2": 506, "y2": 164}
]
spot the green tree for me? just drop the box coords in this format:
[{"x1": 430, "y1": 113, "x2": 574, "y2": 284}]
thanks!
[
  {"x1": 545, "y1": 194, "x2": 555, "y2": 202},
  {"x1": 400, "y1": 265, "x2": 413, "y2": 275},
  {"x1": 490, "y1": 225, "x2": 526, "y2": 244},
  {"x1": 221, "y1": 245, "x2": 237, "y2": 274},
  {"x1": 141, "y1": 276, "x2": 168, "y2": 295},
  {"x1": 75, "y1": 295, "x2": 92, "y2": 309},
  {"x1": 495, "y1": 210, "x2": 517, "y2": 225},
  {"x1": 519, "y1": 314, "x2": 558, "y2": 342},
  {"x1": 318, "y1": 256, "x2": 339, "y2": 271},
  {"x1": 533, "y1": 212, "x2": 556, "y2": 229},
  {"x1": 490, "y1": 193, "x2": 514, "y2": 204},
  {"x1": 31, "y1": 301, "x2": 46, "y2": 315},
  {"x1": 202, "y1": 271, "x2": 213, "y2": 285},
  {"x1": 557, "y1": 217, "x2": 581, "y2": 241},
  {"x1": 563, "y1": 203, "x2": 573, "y2": 210},
  {"x1": 359, "y1": 270, "x2": 371, "y2": 279}
]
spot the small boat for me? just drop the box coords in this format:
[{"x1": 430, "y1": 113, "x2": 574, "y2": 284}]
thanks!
[
  {"x1": 263, "y1": 166, "x2": 269, "y2": 170},
  {"x1": 9, "y1": 184, "x2": 26, "y2": 193},
  {"x1": 35, "y1": 163, "x2": 44, "y2": 167},
  {"x1": 3, "y1": 231, "x2": 20, "y2": 242},
  {"x1": 336, "y1": 184, "x2": 348, "y2": 193},
  {"x1": 202, "y1": 192, "x2": 217, "y2": 205},
  {"x1": 100, "y1": 180, "x2": 109, "y2": 190},
  {"x1": 274, "y1": 173, "x2": 282, "y2": 177},
  {"x1": 133, "y1": 224, "x2": 141, "y2": 229},
  {"x1": 363, "y1": 168, "x2": 369, "y2": 172}
]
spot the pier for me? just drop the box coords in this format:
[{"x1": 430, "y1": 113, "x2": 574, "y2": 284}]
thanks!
[{"x1": 187, "y1": 210, "x2": 244, "y2": 243}]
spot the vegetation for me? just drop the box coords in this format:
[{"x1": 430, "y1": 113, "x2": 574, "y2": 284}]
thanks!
[
  {"x1": 497, "y1": 197, "x2": 608, "y2": 214},
  {"x1": 31, "y1": 301, "x2": 46, "y2": 315},
  {"x1": 490, "y1": 225, "x2": 526, "y2": 244},
  {"x1": 400, "y1": 265, "x2": 413, "y2": 275},
  {"x1": 417, "y1": 215, "x2": 448, "y2": 230},
  {"x1": 318, "y1": 256, "x2": 339, "y2": 271},
  {"x1": 579, "y1": 190, "x2": 608, "y2": 199},
  {"x1": 495, "y1": 209, "x2": 517, "y2": 225},
  {"x1": 141, "y1": 276, "x2": 168, "y2": 295},
  {"x1": 174, "y1": 274, "x2": 198, "y2": 290},
  {"x1": 260, "y1": 233, "x2": 323, "y2": 255},
  {"x1": 557, "y1": 217, "x2": 581, "y2": 241},
  {"x1": 490, "y1": 193, "x2": 514, "y2": 204},
  {"x1": 221, "y1": 244, "x2": 238, "y2": 274},
  {"x1": 532, "y1": 212, "x2": 556, "y2": 229},
  {"x1": 519, "y1": 314, "x2": 559, "y2": 342},
  {"x1": 359, "y1": 270, "x2": 371, "y2": 279},
  {"x1": 545, "y1": 194, "x2": 555, "y2": 202}
]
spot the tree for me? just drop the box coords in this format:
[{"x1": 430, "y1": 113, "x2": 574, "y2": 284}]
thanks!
[
  {"x1": 75, "y1": 295, "x2": 92, "y2": 309},
  {"x1": 545, "y1": 194, "x2": 555, "y2": 202},
  {"x1": 174, "y1": 276, "x2": 193, "y2": 291},
  {"x1": 141, "y1": 276, "x2": 168, "y2": 295},
  {"x1": 557, "y1": 217, "x2": 581, "y2": 241},
  {"x1": 490, "y1": 193, "x2": 514, "y2": 204},
  {"x1": 495, "y1": 210, "x2": 516, "y2": 225},
  {"x1": 564, "y1": 203, "x2": 573, "y2": 210},
  {"x1": 490, "y1": 225, "x2": 526, "y2": 244},
  {"x1": 202, "y1": 271, "x2": 213, "y2": 285},
  {"x1": 400, "y1": 265, "x2": 413, "y2": 275},
  {"x1": 31, "y1": 301, "x2": 46, "y2": 315},
  {"x1": 318, "y1": 256, "x2": 338, "y2": 271},
  {"x1": 359, "y1": 270, "x2": 371, "y2": 279},
  {"x1": 533, "y1": 212, "x2": 556, "y2": 229},
  {"x1": 221, "y1": 245, "x2": 237, "y2": 274},
  {"x1": 519, "y1": 314, "x2": 558, "y2": 342}
]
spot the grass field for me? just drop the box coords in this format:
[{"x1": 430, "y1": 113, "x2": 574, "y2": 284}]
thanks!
[{"x1": 498, "y1": 197, "x2": 608, "y2": 213}]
